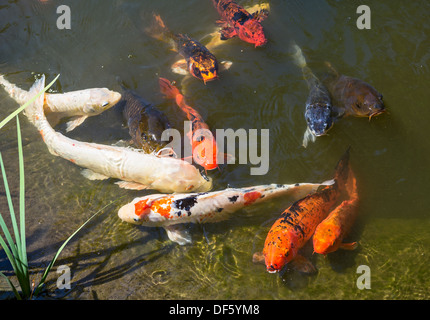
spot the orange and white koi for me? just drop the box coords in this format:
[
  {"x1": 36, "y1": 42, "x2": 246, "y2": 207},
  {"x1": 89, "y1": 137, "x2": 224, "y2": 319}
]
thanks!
[
  {"x1": 159, "y1": 77, "x2": 219, "y2": 171},
  {"x1": 0, "y1": 74, "x2": 121, "y2": 131},
  {"x1": 211, "y1": 0, "x2": 268, "y2": 47},
  {"x1": 146, "y1": 14, "x2": 219, "y2": 84},
  {"x1": 313, "y1": 167, "x2": 359, "y2": 255},
  {"x1": 261, "y1": 149, "x2": 351, "y2": 273},
  {"x1": 118, "y1": 180, "x2": 334, "y2": 245},
  {"x1": 22, "y1": 75, "x2": 212, "y2": 193}
]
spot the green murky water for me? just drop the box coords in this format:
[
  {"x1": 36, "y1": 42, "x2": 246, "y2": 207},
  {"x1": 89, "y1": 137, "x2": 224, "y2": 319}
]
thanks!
[{"x1": 1, "y1": 0, "x2": 429, "y2": 300}]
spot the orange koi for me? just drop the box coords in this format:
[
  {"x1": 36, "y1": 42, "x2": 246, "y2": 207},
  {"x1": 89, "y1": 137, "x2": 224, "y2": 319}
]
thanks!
[
  {"x1": 313, "y1": 167, "x2": 359, "y2": 255},
  {"x1": 159, "y1": 77, "x2": 219, "y2": 171},
  {"x1": 211, "y1": 0, "x2": 268, "y2": 47},
  {"x1": 262, "y1": 148, "x2": 351, "y2": 273}
]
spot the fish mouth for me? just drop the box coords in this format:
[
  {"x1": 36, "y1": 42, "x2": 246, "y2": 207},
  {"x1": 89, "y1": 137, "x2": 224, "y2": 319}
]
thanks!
[
  {"x1": 368, "y1": 109, "x2": 386, "y2": 121},
  {"x1": 201, "y1": 74, "x2": 218, "y2": 84}
]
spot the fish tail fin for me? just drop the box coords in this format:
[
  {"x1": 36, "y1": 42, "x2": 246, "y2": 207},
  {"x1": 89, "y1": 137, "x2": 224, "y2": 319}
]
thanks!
[
  {"x1": 23, "y1": 75, "x2": 46, "y2": 126},
  {"x1": 145, "y1": 13, "x2": 173, "y2": 43},
  {"x1": 291, "y1": 41, "x2": 307, "y2": 69},
  {"x1": 159, "y1": 77, "x2": 180, "y2": 100},
  {"x1": 333, "y1": 147, "x2": 351, "y2": 188},
  {"x1": 345, "y1": 167, "x2": 358, "y2": 200},
  {"x1": 0, "y1": 74, "x2": 32, "y2": 105},
  {"x1": 325, "y1": 61, "x2": 339, "y2": 77}
]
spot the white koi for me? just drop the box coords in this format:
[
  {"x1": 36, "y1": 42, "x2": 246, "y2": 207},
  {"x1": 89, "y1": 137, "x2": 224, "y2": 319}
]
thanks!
[
  {"x1": 118, "y1": 180, "x2": 334, "y2": 245},
  {"x1": 0, "y1": 74, "x2": 121, "y2": 131},
  {"x1": 22, "y1": 75, "x2": 212, "y2": 193}
]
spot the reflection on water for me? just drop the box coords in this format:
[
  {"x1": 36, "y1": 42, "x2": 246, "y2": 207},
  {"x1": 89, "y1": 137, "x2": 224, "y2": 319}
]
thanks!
[{"x1": 1, "y1": 0, "x2": 429, "y2": 299}]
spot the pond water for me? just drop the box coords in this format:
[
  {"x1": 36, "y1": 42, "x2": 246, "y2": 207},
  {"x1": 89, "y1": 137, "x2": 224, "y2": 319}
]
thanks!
[{"x1": 0, "y1": 0, "x2": 429, "y2": 300}]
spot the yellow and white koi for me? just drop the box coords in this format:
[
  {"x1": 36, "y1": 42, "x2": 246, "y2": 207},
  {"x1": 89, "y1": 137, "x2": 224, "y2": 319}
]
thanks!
[
  {"x1": 0, "y1": 74, "x2": 121, "y2": 131},
  {"x1": 22, "y1": 75, "x2": 212, "y2": 193},
  {"x1": 118, "y1": 180, "x2": 333, "y2": 245}
]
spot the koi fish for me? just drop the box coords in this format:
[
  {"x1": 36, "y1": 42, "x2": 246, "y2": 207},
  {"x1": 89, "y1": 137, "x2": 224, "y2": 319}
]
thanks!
[
  {"x1": 0, "y1": 74, "x2": 121, "y2": 132},
  {"x1": 324, "y1": 62, "x2": 385, "y2": 120},
  {"x1": 116, "y1": 83, "x2": 171, "y2": 153},
  {"x1": 261, "y1": 148, "x2": 351, "y2": 273},
  {"x1": 159, "y1": 77, "x2": 218, "y2": 171},
  {"x1": 204, "y1": 2, "x2": 270, "y2": 51},
  {"x1": 118, "y1": 180, "x2": 334, "y2": 245},
  {"x1": 313, "y1": 167, "x2": 359, "y2": 255},
  {"x1": 22, "y1": 75, "x2": 212, "y2": 193},
  {"x1": 211, "y1": 0, "x2": 268, "y2": 47},
  {"x1": 291, "y1": 43, "x2": 339, "y2": 148},
  {"x1": 146, "y1": 14, "x2": 219, "y2": 83}
]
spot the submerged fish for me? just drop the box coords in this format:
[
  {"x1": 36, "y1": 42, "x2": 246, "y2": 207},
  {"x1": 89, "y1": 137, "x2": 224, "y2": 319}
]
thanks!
[
  {"x1": 291, "y1": 44, "x2": 338, "y2": 148},
  {"x1": 116, "y1": 84, "x2": 171, "y2": 153},
  {"x1": 211, "y1": 0, "x2": 268, "y2": 47},
  {"x1": 0, "y1": 74, "x2": 121, "y2": 132},
  {"x1": 159, "y1": 77, "x2": 219, "y2": 171},
  {"x1": 146, "y1": 14, "x2": 219, "y2": 83},
  {"x1": 261, "y1": 148, "x2": 351, "y2": 273},
  {"x1": 325, "y1": 62, "x2": 385, "y2": 120},
  {"x1": 313, "y1": 167, "x2": 359, "y2": 255},
  {"x1": 22, "y1": 75, "x2": 212, "y2": 193},
  {"x1": 118, "y1": 180, "x2": 334, "y2": 245}
]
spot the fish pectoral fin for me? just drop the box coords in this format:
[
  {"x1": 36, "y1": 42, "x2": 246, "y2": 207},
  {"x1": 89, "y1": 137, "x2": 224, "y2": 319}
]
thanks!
[
  {"x1": 290, "y1": 254, "x2": 317, "y2": 274},
  {"x1": 245, "y1": 3, "x2": 271, "y2": 15},
  {"x1": 115, "y1": 181, "x2": 149, "y2": 190},
  {"x1": 302, "y1": 127, "x2": 316, "y2": 148},
  {"x1": 215, "y1": 19, "x2": 228, "y2": 27},
  {"x1": 111, "y1": 139, "x2": 132, "y2": 148},
  {"x1": 339, "y1": 242, "x2": 358, "y2": 251},
  {"x1": 164, "y1": 225, "x2": 192, "y2": 245},
  {"x1": 220, "y1": 27, "x2": 237, "y2": 40},
  {"x1": 252, "y1": 252, "x2": 265, "y2": 265},
  {"x1": 81, "y1": 169, "x2": 110, "y2": 180},
  {"x1": 171, "y1": 59, "x2": 189, "y2": 75},
  {"x1": 65, "y1": 115, "x2": 88, "y2": 132},
  {"x1": 220, "y1": 60, "x2": 233, "y2": 71}
]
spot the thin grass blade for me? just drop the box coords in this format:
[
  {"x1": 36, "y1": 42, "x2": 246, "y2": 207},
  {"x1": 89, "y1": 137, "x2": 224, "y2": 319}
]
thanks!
[
  {"x1": 16, "y1": 116, "x2": 28, "y2": 273},
  {"x1": 0, "y1": 271, "x2": 21, "y2": 300},
  {"x1": 0, "y1": 153, "x2": 22, "y2": 272}
]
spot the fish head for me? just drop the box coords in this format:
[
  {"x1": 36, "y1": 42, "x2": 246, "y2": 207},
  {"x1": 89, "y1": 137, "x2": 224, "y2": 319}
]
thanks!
[
  {"x1": 349, "y1": 85, "x2": 385, "y2": 119},
  {"x1": 239, "y1": 20, "x2": 267, "y2": 47},
  {"x1": 188, "y1": 55, "x2": 219, "y2": 83},
  {"x1": 192, "y1": 129, "x2": 218, "y2": 171},
  {"x1": 118, "y1": 195, "x2": 164, "y2": 225},
  {"x1": 313, "y1": 222, "x2": 341, "y2": 255},
  {"x1": 263, "y1": 230, "x2": 297, "y2": 273},
  {"x1": 305, "y1": 102, "x2": 334, "y2": 137},
  {"x1": 87, "y1": 88, "x2": 121, "y2": 113}
]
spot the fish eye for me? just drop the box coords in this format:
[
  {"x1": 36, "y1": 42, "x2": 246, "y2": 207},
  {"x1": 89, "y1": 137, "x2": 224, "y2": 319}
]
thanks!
[
  {"x1": 133, "y1": 218, "x2": 140, "y2": 222},
  {"x1": 102, "y1": 102, "x2": 109, "y2": 107}
]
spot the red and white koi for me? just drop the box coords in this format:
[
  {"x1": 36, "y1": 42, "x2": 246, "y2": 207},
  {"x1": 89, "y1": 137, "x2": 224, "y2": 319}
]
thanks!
[
  {"x1": 118, "y1": 180, "x2": 334, "y2": 245},
  {"x1": 0, "y1": 74, "x2": 121, "y2": 131},
  {"x1": 22, "y1": 75, "x2": 212, "y2": 193}
]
